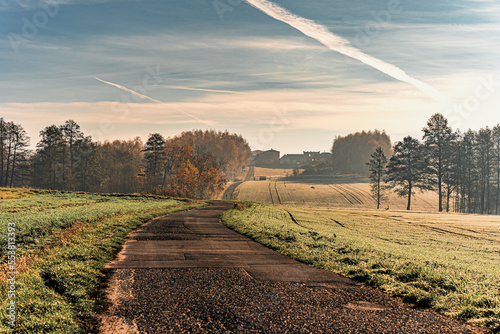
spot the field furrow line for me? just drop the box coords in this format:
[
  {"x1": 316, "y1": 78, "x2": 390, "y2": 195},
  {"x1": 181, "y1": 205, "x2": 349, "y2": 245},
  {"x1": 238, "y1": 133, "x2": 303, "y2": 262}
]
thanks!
[
  {"x1": 326, "y1": 184, "x2": 355, "y2": 205},
  {"x1": 335, "y1": 184, "x2": 364, "y2": 204},
  {"x1": 404, "y1": 221, "x2": 498, "y2": 242},
  {"x1": 274, "y1": 181, "x2": 282, "y2": 204},
  {"x1": 344, "y1": 184, "x2": 376, "y2": 204},
  {"x1": 268, "y1": 181, "x2": 275, "y2": 204}
]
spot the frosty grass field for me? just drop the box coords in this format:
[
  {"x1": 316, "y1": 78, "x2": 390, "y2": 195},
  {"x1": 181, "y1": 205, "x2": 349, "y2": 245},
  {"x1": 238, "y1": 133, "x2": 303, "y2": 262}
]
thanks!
[
  {"x1": 1, "y1": 184, "x2": 499, "y2": 332},
  {"x1": 222, "y1": 202, "x2": 500, "y2": 330},
  {"x1": 0, "y1": 188, "x2": 203, "y2": 333}
]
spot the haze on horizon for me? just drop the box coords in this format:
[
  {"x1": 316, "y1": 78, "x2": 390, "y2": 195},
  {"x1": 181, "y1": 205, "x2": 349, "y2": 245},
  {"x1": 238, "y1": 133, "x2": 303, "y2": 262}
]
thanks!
[{"x1": 1, "y1": 0, "x2": 499, "y2": 154}]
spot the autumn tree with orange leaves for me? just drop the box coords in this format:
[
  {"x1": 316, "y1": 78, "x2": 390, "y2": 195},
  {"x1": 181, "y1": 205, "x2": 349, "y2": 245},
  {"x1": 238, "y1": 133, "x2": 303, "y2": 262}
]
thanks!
[{"x1": 144, "y1": 130, "x2": 249, "y2": 199}]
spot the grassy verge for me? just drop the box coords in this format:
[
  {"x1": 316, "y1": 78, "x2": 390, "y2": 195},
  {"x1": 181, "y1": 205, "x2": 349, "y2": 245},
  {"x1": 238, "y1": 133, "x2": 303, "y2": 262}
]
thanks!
[
  {"x1": 0, "y1": 188, "x2": 35, "y2": 200},
  {"x1": 0, "y1": 200, "x2": 205, "y2": 333},
  {"x1": 0, "y1": 191, "x2": 189, "y2": 261},
  {"x1": 222, "y1": 202, "x2": 500, "y2": 331}
]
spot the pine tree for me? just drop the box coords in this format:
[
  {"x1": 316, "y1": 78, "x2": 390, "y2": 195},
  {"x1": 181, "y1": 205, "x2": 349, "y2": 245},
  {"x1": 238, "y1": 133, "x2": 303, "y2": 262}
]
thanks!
[
  {"x1": 476, "y1": 128, "x2": 493, "y2": 214},
  {"x1": 33, "y1": 125, "x2": 65, "y2": 189},
  {"x1": 441, "y1": 132, "x2": 459, "y2": 212},
  {"x1": 74, "y1": 136, "x2": 97, "y2": 192},
  {"x1": 366, "y1": 147, "x2": 388, "y2": 209},
  {"x1": 61, "y1": 120, "x2": 84, "y2": 189},
  {"x1": 492, "y1": 125, "x2": 500, "y2": 214},
  {"x1": 386, "y1": 136, "x2": 434, "y2": 210},
  {"x1": 422, "y1": 113, "x2": 453, "y2": 212},
  {"x1": 462, "y1": 130, "x2": 477, "y2": 213},
  {"x1": 144, "y1": 133, "x2": 167, "y2": 189}
]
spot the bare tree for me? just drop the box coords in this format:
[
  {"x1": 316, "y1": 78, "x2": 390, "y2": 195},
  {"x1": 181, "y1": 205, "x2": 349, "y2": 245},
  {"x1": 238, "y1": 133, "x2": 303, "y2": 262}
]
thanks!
[
  {"x1": 3, "y1": 122, "x2": 15, "y2": 187},
  {"x1": 0, "y1": 118, "x2": 6, "y2": 187},
  {"x1": 7, "y1": 123, "x2": 30, "y2": 187}
]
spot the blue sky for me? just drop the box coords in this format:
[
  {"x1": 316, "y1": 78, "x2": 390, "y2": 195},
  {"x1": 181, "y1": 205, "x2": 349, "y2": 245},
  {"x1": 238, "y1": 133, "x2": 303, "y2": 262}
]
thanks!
[{"x1": 1, "y1": 0, "x2": 499, "y2": 154}]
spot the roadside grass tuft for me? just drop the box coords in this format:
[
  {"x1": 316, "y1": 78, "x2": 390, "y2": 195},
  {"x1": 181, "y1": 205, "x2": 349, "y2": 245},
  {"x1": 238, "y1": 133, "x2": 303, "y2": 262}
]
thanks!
[{"x1": 235, "y1": 202, "x2": 246, "y2": 211}]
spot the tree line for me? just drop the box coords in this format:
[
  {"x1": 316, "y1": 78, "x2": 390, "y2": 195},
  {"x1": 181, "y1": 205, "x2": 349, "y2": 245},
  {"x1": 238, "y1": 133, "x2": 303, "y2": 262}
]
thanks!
[
  {"x1": 331, "y1": 130, "x2": 392, "y2": 175},
  {"x1": 0, "y1": 119, "x2": 30, "y2": 188},
  {"x1": 142, "y1": 130, "x2": 250, "y2": 198},
  {"x1": 0, "y1": 118, "x2": 250, "y2": 199},
  {"x1": 367, "y1": 113, "x2": 500, "y2": 214}
]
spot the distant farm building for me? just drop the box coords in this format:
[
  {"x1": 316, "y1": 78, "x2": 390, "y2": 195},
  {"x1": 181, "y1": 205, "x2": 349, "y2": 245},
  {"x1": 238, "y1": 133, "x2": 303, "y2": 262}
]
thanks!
[
  {"x1": 280, "y1": 151, "x2": 332, "y2": 167},
  {"x1": 320, "y1": 152, "x2": 332, "y2": 162},
  {"x1": 304, "y1": 151, "x2": 321, "y2": 163},
  {"x1": 253, "y1": 149, "x2": 280, "y2": 165},
  {"x1": 280, "y1": 154, "x2": 303, "y2": 165},
  {"x1": 251, "y1": 149, "x2": 331, "y2": 168}
]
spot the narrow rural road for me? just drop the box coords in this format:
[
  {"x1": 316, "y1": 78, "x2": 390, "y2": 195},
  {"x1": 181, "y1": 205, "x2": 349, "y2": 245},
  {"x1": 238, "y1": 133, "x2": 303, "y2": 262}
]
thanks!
[
  {"x1": 100, "y1": 202, "x2": 490, "y2": 334},
  {"x1": 221, "y1": 166, "x2": 254, "y2": 200}
]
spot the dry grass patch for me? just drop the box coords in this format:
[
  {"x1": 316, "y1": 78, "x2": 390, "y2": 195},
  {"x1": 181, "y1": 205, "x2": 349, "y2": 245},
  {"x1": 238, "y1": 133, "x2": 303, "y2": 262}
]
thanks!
[{"x1": 234, "y1": 179, "x2": 438, "y2": 211}]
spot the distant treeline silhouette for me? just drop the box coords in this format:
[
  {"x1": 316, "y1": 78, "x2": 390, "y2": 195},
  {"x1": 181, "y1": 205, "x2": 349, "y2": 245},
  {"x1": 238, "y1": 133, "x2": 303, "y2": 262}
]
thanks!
[
  {"x1": 331, "y1": 130, "x2": 392, "y2": 174},
  {"x1": 365, "y1": 113, "x2": 500, "y2": 214},
  {"x1": 0, "y1": 118, "x2": 250, "y2": 199},
  {"x1": 3, "y1": 114, "x2": 500, "y2": 213}
]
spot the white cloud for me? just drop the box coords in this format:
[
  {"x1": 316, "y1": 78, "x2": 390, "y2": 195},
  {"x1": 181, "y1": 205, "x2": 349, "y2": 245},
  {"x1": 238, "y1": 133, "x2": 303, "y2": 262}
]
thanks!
[
  {"x1": 3, "y1": 75, "x2": 499, "y2": 151},
  {"x1": 0, "y1": 83, "x2": 444, "y2": 142}
]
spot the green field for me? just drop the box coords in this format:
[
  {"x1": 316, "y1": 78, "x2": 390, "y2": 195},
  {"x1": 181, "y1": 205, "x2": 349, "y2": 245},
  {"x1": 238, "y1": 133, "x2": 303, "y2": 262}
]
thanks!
[
  {"x1": 0, "y1": 188, "x2": 203, "y2": 333},
  {"x1": 222, "y1": 203, "x2": 500, "y2": 330}
]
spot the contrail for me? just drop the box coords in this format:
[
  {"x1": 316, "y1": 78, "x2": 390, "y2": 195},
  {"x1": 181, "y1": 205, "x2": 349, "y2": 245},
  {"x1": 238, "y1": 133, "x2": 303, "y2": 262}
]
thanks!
[
  {"x1": 245, "y1": 0, "x2": 449, "y2": 104},
  {"x1": 163, "y1": 85, "x2": 238, "y2": 94},
  {"x1": 95, "y1": 77, "x2": 162, "y2": 103},
  {"x1": 95, "y1": 77, "x2": 216, "y2": 126}
]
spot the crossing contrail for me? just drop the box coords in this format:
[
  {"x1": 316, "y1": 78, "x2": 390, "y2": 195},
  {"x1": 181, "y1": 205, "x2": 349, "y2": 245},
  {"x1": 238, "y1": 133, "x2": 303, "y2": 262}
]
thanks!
[
  {"x1": 95, "y1": 77, "x2": 216, "y2": 126},
  {"x1": 245, "y1": 0, "x2": 449, "y2": 104}
]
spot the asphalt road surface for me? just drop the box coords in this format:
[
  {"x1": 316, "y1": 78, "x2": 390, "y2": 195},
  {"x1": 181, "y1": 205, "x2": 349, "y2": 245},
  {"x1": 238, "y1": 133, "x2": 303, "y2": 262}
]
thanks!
[
  {"x1": 221, "y1": 167, "x2": 254, "y2": 200},
  {"x1": 100, "y1": 202, "x2": 491, "y2": 334}
]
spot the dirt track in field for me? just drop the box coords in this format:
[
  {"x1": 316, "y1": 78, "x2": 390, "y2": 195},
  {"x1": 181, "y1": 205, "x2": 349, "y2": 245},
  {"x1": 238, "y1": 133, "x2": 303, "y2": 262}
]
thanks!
[{"x1": 99, "y1": 202, "x2": 491, "y2": 334}]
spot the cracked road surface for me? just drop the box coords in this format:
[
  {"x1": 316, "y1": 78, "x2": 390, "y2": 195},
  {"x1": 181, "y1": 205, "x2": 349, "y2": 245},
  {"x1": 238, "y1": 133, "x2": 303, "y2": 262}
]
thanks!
[{"x1": 100, "y1": 202, "x2": 491, "y2": 334}]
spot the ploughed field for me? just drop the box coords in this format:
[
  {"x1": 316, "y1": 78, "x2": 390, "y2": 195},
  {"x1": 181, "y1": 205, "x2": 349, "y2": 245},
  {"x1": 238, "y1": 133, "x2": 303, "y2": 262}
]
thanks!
[
  {"x1": 222, "y1": 203, "x2": 500, "y2": 330},
  {"x1": 234, "y1": 170, "x2": 438, "y2": 211}
]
